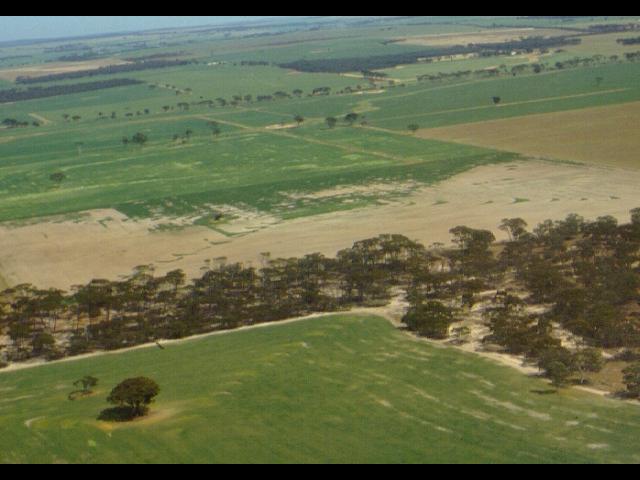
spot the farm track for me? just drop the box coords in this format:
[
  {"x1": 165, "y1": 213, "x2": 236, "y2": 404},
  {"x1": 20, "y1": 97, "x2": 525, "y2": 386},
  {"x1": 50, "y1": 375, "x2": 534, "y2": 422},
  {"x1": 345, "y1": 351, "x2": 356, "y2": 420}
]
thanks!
[
  {"x1": 195, "y1": 113, "x2": 417, "y2": 164},
  {"x1": 28, "y1": 113, "x2": 53, "y2": 125}
]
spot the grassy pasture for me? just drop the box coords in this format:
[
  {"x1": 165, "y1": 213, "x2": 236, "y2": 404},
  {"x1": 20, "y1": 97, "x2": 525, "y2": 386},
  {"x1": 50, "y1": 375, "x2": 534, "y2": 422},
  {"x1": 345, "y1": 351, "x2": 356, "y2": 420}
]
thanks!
[{"x1": 1, "y1": 315, "x2": 639, "y2": 464}]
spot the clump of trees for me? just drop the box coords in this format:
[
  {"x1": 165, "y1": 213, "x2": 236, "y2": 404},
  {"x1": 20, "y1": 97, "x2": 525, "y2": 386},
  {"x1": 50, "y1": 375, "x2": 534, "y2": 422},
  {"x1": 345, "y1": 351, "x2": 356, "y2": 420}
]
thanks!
[
  {"x1": 122, "y1": 132, "x2": 148, "y2": 146},
  {"x1": 402, "y1": 301, "x2": 456, "y2": 339},
  {"x1": 2, "y1": 118, "x2": 30, "y2": 128},
  {"x1": 617, "y1": 37, "x2": 640, "y2": 45}
]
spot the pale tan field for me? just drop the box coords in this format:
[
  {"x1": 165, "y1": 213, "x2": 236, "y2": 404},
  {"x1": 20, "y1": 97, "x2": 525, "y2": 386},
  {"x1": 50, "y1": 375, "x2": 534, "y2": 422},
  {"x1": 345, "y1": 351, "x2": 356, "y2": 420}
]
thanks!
[
  {"x1": 395, "y1": 28, "x2": 571, "y2": 47},
  {"x1": 418, "y1": 101, "x2": 640, "y2": 169},
  {"x1": 1, "y1": 160, "x2": 639, "y2": 291},
  {"x1": 0, "y1": 58, "x2": 130, "y2": 82}
]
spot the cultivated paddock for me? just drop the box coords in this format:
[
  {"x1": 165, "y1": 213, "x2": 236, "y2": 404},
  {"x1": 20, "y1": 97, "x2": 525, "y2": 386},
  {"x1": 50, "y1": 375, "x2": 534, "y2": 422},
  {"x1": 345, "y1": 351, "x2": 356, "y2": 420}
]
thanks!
[
  {"x1": 417, "y1": 101, "x2": 640, "y2": 169},
  {"x1": 1, "y1": 160, "x2": 639, "y2": 290}
]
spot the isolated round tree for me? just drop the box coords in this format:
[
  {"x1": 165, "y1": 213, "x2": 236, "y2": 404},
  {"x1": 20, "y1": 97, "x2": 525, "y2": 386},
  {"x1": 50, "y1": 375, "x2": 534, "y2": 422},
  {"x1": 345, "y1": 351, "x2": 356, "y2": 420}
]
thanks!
[{"x1": 107, "y1": 377, "x2": 160, "y2": 417}]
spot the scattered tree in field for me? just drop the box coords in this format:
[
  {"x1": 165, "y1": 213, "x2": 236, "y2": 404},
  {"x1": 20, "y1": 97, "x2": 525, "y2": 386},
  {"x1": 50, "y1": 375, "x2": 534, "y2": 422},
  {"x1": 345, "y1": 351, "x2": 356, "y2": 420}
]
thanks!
[
  {"x1": 131, "y1": 132, "x2": 148, "y2": 146},
  {"x1": 294, "y1": 115, "x2": 304, "y2": 126},
  {"x1": 344, "y1": 112, "x2": 360, "y2": 125},
  {"x1": 407, "y1": 124, "x2": 420, "y2": 134},
  {"x1": 49, "y1": 172, "x2": 66, "y2": 183},
  {"x1": 325, "y1": 117, "x2": 337, "y2": 129},
  {"x1": 492, "y1": 96, "x2": 501, "y2": 105},
  {"x1": 75, "y1": 375, "x2": 99, "y2": 394},
  {"x1": 105, "y1": 377, "x2": 160, "y2": 419},
  {"x1": 71, "y1": 375, "x2": 99, "y2": 398},
  {"x1": 207, "y1": 121, "x2": 221, "y2": 139},
  {"x1": 121, "y1": 137, "x2": 129, "y2": 146}
]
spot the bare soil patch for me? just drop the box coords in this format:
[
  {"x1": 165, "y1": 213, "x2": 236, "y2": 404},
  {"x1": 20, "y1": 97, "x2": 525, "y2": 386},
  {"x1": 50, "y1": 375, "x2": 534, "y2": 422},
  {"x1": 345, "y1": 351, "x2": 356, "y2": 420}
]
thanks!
[
  {"x1": 264, "y1": 123, "x2": 298, "y2": 130},
  {"x1": 417, "y1": 101, "x2": 640, "y2": 169},
  {"x1": 0, "y1": 58, "x2": 130, "y2": 82},
  {"x1": 1, "y1": 160, "x2": 640, "y2": 291}
]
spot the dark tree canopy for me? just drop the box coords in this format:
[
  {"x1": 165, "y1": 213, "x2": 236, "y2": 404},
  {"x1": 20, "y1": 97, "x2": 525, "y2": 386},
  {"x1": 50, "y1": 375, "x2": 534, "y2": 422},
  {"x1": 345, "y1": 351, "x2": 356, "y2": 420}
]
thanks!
[{"x1": 107, "y1": 377, "x2": 160, "y2": 418}]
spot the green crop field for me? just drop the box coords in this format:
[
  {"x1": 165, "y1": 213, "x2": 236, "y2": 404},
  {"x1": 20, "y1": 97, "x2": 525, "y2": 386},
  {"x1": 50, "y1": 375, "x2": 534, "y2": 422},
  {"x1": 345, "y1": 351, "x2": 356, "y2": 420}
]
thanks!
[
  {"x1": 0, "y1": 104, "x2": 509, "y2": 222},
  {"x1": 1, "y1": 315, "x2": 639, "y2": 464}
]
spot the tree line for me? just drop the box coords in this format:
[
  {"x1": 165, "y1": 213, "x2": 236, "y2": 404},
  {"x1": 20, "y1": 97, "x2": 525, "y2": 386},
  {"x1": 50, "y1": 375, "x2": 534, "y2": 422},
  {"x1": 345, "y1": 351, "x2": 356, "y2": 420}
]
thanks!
[
  {"x1": 617, "y1": 37, "x2": 640, "y2": 45},
  {"x1": 279, "y1": 36, "x2": 582, "y2": 73},
  {"x1": 0, "y1": 78, "x2": 144, "y2": 104},
  {"x1": 2, "y1": 211, "x2": 640, "y2": 397}
]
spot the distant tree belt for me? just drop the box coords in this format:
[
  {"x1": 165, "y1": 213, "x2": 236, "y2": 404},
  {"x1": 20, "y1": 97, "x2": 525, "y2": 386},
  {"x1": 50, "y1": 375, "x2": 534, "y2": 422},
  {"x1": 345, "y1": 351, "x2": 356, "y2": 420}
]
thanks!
[
  {"x1": 15, "y1": 59, "x2": 194, "y2": 84},
  {"x1": 618, "y1": 37, "x2": 640, "y2": 45},
  {"x1": 0, "y1": 78, "x2": 144, "y2": 103},
  {"x1": 279, "y1": 37, "x2": 582, "y2": 73},
  {"x1": 123, "y1": 52, "x2": 186, "y2": 62},
  {"x1": 50, "y1": 53, "x2": 104, "y2": 62},
  {"x1": 0, "y1": 55, "x2": 32, "y2": 61},
  {"x1": 588, "y1": 24, "x2": 640, "y2": 34}
]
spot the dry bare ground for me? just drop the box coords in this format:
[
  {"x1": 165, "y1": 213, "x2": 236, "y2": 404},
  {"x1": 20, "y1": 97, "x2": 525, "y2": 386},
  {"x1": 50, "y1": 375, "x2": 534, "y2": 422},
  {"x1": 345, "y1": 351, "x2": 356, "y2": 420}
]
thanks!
[
  {"x1": 417, "y1": 101, "x2": 640, "y2": 169},
  {"x1": 1, "y1": 160, "x2": 640, "y2": 290},
  {"x1": 0, "y1": 58, "x2": 130, "y2": 82}
]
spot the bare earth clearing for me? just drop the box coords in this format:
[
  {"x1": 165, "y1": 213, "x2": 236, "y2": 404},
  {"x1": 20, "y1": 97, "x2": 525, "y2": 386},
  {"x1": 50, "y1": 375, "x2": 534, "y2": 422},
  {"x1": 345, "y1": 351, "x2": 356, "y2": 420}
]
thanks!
[
  {"x1": 1, "y1": 160, "x2": 639, "y2": 290},
  {"x1": 0, "y1": 58, "x2": 130, "y2": 82},
  {"x1": 417, "y1": 101, "x2": 640, "y2": 169}
]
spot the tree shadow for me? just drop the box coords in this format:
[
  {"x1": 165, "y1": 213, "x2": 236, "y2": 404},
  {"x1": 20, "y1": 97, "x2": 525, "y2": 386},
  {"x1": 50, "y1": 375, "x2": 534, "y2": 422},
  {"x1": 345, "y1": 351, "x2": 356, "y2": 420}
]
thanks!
[
  {"x1": 530, "y1": 389, "x2": 558, "y2": 395},
  {"x1": 97, "y1": 406, "x2": 147, "y2": 422},
  {"x1": 68, "y1": 390, "x2": 93, "y2": 401}
]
